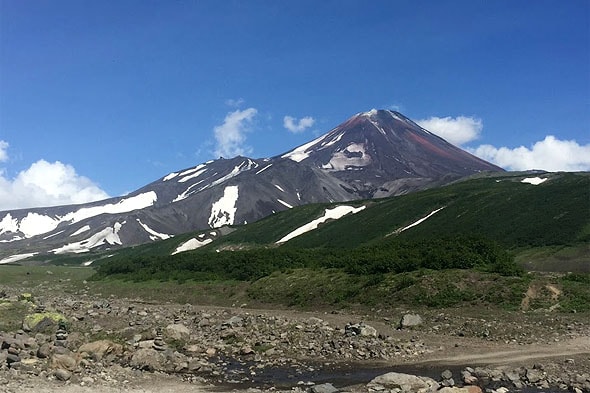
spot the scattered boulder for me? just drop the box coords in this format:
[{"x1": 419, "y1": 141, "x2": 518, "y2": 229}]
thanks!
[
  {"x1": 345, "y1": 322, "x2": 377, "y2": 337},
  {"x1": 438, "y1": 387, "x2": 483, "y2": 393},
  {"x1": 399, "y1": 313, "x2": 423, "y2": 329},
  {"x1": 54, "y1": 368, "x2": 72, "y2": 381},
  {"x1": 223, "y1": 316, "x2": 244, "y2": 328},
  {"x1": 130, "y1": 348, "x2": 166, "y2": 371},
  {"x1": 368, "y1": 372, "x2": 439, "y2": 393},
  {"x1": 165, "y1": 323, "x2": 191, "y2": 341},
  {"x1": 310, "y1": 383, "x2": 339, "y2": 393},
  {"x1": 36, "y1": 342, "x2": 52, "y2": 359},
  {"x1": 50, "y1": 353, "x2": 78, "y2": 372},
  {"x1": 78, "y1": 340, "x2": 123, "y2": 361},
  {"x1": 22, "y1": 312, "x2": 67, "y2": 332}
]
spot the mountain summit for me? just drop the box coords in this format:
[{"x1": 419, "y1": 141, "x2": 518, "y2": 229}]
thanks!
[
  {"x1": 281, "y1": 109, "x2": 501, "y2": 197},
  {"x1": 0, "y1": 110, "x2": 503, "y2": 259}
]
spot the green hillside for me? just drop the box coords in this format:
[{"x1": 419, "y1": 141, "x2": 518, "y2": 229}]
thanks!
[
  {"x1": 200, "y1": 172, "x2": 589, "y2": 254},
  {"x1": 87, "y1": 171, "x2": 589, "y2": 310},
  {"x1": 91, "y1": 172, "x2": 588, "y2": 276}
]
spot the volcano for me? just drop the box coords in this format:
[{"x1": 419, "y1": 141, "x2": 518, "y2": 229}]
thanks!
[{"x1": 0, "y1": 109, "x2": 503, "y2": 259}]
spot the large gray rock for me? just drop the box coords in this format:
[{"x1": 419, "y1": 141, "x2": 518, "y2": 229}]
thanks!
[
  {"x1": 526, "y1": 368, "x2": 545, "y2": 384},
  {"x1": 310, "y1": 383, "x2": 339, "y2": 393},
  {"x1": 165, "y1": 324, "x2": 191, "y2": 341},
  {"x1": 399, "y1": 313, "x2": 423, "y2": 329},
  {"x1": 78, "y1": 340, "x2": 123, "y2": 361},
  {"x1": 368, "y1": 372, "x2": 439, "y2": 393},
  {"x1": 37, "y1": 343, "x2": 52, "y2": 359},
  {"x1": 50, "y1": 353, "x2": 78, "y2": 371},
  {"x1": 345, "y1": 322, "x2": 377, "y2": 337},
  {"x1": 130, "y1": 348, "x2": 166, "y2": 371}
]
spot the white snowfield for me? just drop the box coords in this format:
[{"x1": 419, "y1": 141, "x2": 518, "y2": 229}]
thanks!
[
  {"x1": 70, "y1": 225, "x2": 91, "y2": 237},
  {"x1": 172, "y1": 237, "x2": 213, "y2": 255},
  {"x1": 281, "y1": 133, "x2": 327, "y2": 162},
  {"x1": 326, "y1": 142, "x2": 372, "y2": 170},
  {"x1": 136, "y1": 219, "x2": 172, "y2": 241},
  {"x1": 208, "y1": 186, "x2": 239, "y2": 228},
  {"x1": 173, "y1": 160, "x2": 256, "y2": 203},
  {"x1": 51, "y1": 222, "x2": 125, "y2": 254},
  {"x1": 521, "y1": 177, "x2": 548, "y2": 185},
  {"x1": 277, "y1": 199, "x2": 293, "y2": 209},
  {"x1": 276, "y1": 205, "x2": 366, "y2": 243},
  {"x1": 398, "y1": 207, "x2": 445, "y2": 233},
  {"x1": 0, "y1": 253, "x2": 38, "y2": 265},
  {"x1": 0, "y1": 192, "x2": 157, "y2": 239}
]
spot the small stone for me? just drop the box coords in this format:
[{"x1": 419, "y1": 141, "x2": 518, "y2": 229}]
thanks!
[
  {"x1": 37, "y1": 343, "x2": 52, "y2": 358},
  {"x1": 441, "y1": 369, "x2": 453, "y2": 380},
  {"x1": 310, "y1": 383, "x2": 339, "y2": 393},
  {"x1": 54, "y1": 368, "x2": 71, "y2": 381}
]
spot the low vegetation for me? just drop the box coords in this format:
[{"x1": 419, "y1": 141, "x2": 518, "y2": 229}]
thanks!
[{"x1": 45, "y1": 172, "x2": 590, "y2": 311}]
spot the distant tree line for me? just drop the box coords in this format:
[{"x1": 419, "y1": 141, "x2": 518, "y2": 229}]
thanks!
[{"x1": 92, "y1": 235, "x2": 521, "y2": 282}]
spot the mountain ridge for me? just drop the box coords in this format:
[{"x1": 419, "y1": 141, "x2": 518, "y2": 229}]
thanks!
[{"x1": 0, "y1": 109, "x2": 503, "y2": 259}]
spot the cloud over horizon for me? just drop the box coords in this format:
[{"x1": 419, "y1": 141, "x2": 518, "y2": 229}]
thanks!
[
  {"x1": 470, "y1": 135, "x2": 590, "y2": 172},
  {"x1": 416, "y1": 116, "x2": 482, "y2": 146},
  {"x1": 0, "y1": 159, "x2": 110, "y2": 211},
  {"x1": 416, "y1": 115, "x2": 590, "y2": 172},
  {"x1": 283, "y1": 115, "x2": 315, "y2": 133},
  {"x1": 213, "y1": 108, "x2": 258, "y2": 158}
]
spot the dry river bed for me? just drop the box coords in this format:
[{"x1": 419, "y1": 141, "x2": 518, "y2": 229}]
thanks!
[{"x1": 0, "y1": 273, "x2": 588, "y2": 393}]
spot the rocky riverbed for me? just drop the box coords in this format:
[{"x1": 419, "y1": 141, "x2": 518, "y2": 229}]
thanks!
[{"x1": 0, "y1": 274, "x2": 589, "y2": 393}]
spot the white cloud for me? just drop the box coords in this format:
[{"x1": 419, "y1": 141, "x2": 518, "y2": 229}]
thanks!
[
  {"x1": 283, "y1": 115, "x2": 315, "y2": 133},
  {"x1": 416, "y1": 116, "x2": 482, "y2": 146},
  {"x1": 225, "y1": 98, "x2": 245, "y2": 107},
  {"x1": 213, "y1": 108, "x2": 257, "y2": 158},
  {"x1": 0, "y1": 159, "x2": 110, "y2": 210},
  {"x1": 470, "y1": 135, "x2": 590, "y2": 172},
  {"x1": 0, "y1": 140, "x2": 8, "y2": 162}
]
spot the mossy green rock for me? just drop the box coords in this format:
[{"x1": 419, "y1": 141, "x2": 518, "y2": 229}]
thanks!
[
  {"x1": 23, "y1": 312, "x2": 67, "y2": 332},
  {"x1": 18, "y1": 293, "x2": 34, "y2": 302}
]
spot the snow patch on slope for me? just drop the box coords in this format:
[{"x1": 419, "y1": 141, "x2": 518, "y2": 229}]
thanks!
[
  {"x1": 19, "y1": 213, "x2": 61, "y2": 238},
  {"x1": 137, "y1": 219, "x2": 172, "y2": 240},
  {"x1": 0, "y1": 253, "x2": 38, "y2": 265},
  {"x1": 0, "y1": 213, "x2": 18, "y2": 235},
  {"x1": 163, "y1": 172, "x2": 179, "y2": 181},
  {"x1": 326, "y1": 143, "x2": 372, "y2": 170},
  {"x1": 277, "y1": 199, "x2": 293, "y2": 209},
  {"x1": 521, "y1": 177, "x2": 548, "y2": 185},
  {"x1": 43, "y1": 230, "x2": 65, "y2": 240},
  {"x1": 282, "y1": 133, "x2": 327, "y2": 162},
  {"x1": 62, "y1": 192, "x2": 157, "y2": 225},
  {"x1": 70, "y1": 225, "x2": 91, "y2": 237},
  {"x1": 0, "y1": 192, "x2": 157, "y2": 240},
  {"x1": 51, "y1": 222, "x2": 125, "y2": 254},
  {"x1": 209, "y1": 186, "x2": 239, "y2": 228},
  {"x1": 277, "y1": 205, "x2": 366, "y2": 243},
  {"x1": 398, "y1": 207, "x2": 445, "y2": 233},
  {"x1": 172, "y1": 238, "x2": 213, "y2": 255},
  {"x1": 179, "y1": 168, "x2": 207, "y2": 183},
  {"x1": 256, "y1": 163, "x2": 272, "y2": 174}
]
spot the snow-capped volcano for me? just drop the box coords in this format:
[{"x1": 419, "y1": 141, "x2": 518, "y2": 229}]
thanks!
[
  {"x1": 281, "y1": 109, "x2": 501, "y2": 197},
  {"x1": 0, "y1": 110, "x2": 503, "y2": 260}
]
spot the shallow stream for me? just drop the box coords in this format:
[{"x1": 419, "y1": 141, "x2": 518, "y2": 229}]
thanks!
[{"x1": 214, "y1": 359, "x2": 567, "y2": 392}]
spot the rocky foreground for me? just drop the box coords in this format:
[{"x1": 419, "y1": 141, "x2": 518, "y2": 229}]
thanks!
[{"x1": 0, "y1": 283, "x2": 589, "y2": 393}]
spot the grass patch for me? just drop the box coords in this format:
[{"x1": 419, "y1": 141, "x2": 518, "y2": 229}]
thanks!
[{"x1": 0, "y1": 301, "x2": 28, "y2": 331}]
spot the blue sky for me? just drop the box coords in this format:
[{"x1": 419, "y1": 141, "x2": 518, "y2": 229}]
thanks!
[{"x1": 1, "y1": 0, "x2": 589, "y2": 209}]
